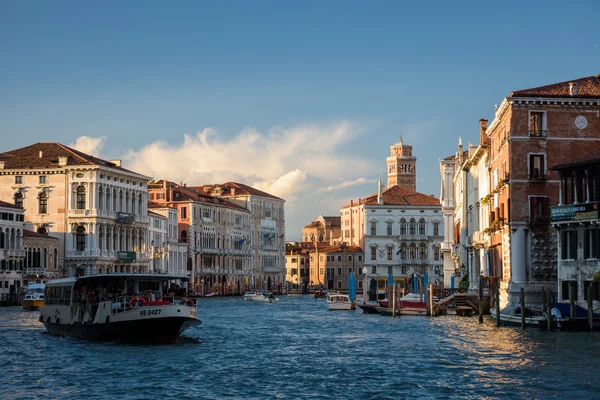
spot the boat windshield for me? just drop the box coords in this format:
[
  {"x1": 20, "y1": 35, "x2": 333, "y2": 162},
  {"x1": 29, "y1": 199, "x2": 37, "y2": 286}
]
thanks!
[{"x1": 27, "y1": 288, "x2": 45, "y2": 294}]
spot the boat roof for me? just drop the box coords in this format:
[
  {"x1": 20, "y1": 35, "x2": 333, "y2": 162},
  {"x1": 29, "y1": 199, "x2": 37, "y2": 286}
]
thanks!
[
  {"x1": 27, "y1": 283, "x2": 45, "y2": 288},
  {"x1": 46, "y1": 273, "x2": 190, "y2": 287}
]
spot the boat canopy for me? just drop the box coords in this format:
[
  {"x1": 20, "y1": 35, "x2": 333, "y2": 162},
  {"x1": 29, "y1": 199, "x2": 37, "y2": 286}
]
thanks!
[{"x1": 45, "y1": 273, "x2": 190, "y2": 287}]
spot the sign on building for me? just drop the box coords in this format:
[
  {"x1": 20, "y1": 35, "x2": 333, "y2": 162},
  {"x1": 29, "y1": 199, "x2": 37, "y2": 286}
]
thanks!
[
  {"x1": 550, "y1": 202, "x2": 599, "y2": 222},
  {"x1": 117, "y1": 251, "x2": 136, "y2": 263},
  {"x1": 116, "y1": 212, "x2": 135, "y2": 224}
]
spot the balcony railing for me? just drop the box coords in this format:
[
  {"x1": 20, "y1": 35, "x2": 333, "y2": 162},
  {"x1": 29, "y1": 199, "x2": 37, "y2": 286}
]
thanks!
[
  {"x1": 528, "y1": 173, "x2": 547, "y2": 182},
  {"x1": 529, "y1": 129, "x2": 547, "y2": 138},
  {"x1": 5, "y1": 249, "x2": 25, "y2": 257}
]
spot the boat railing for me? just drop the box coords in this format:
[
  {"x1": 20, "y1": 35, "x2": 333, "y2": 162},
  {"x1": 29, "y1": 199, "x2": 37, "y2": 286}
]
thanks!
[{"x1": 109, "y1": 296, "x2": 196, "y2": 315}]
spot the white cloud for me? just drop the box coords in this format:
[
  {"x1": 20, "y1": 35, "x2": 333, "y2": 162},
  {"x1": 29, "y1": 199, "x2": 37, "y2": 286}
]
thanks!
[
  {"x1": 69, "y1": 135, "x2": 107, "y2": 157},
  {"x1": 315, "y1": 177, "x2": 377, "y2": 194},
  {"x1": 73, "y1": 121, "x2": 383, "y2": 241}
]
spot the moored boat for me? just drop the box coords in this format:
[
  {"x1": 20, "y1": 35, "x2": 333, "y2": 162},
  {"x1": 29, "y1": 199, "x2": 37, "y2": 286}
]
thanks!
[
  {"x1": 399, "y1": 293, "x2": 430, "y2": 315},
  {"x1": 40, "y1": 273, "x2": 200, "y2": 344},
  {"x1": 489, "y1": 305, "x2": 547, "y2": 327},
  {"x1": 357, "y1": 302, "x2": 380, "y2": 314},
  {"x1": 327, "y1": 294, "x2": 353, "y2": 311},
  {"x1": 23, "y1": 283, "x2": 45, "y2": 310}
]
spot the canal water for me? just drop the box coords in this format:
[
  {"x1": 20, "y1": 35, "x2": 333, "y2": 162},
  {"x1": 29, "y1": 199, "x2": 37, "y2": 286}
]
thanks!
[{"x1": 1, "y1": 295, "x2": 599, "y2": 399}]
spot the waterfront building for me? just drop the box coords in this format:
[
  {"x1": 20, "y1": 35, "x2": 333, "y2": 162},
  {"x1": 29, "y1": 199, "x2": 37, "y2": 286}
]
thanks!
[
  {"x1": 198, "y1": 182, "x2": 286, "y2": 292},
  {"x1": 341, "y1": 180, "x2": 444, "y2": 284},
  {"x1": 0, "y1": 143, "x2": 152, "y2": 277},
  {"x1": 441, "y1": 120, "x2": 492, "y2": 290},
  {"x1": 147, "y1": 205, "x2": 187, "y2": 275},
  {"x1": 0, "y1": 200, "x2": 25, "y2": 297},
  {"x1": 302, "y1": 215, "x2": 341, "y2": 244},
  {"x1": 148, "y1": 180, "x2": 252, "y2": 295},
  {"x1": 285, "y1": 243, "x2": 311, "y2": 293},
  {"x1": 484, "y1": 74, "x2": 600, "y2": 307},
  {"x1": 550, "y1": 149, "x2": 600, "y2": 306},
  {"x1": 305, "y1": 243, "x2": 364, "y2": 291},
  {"x1": 22, "y1": 229, "x2": 60, "y2": 285}
]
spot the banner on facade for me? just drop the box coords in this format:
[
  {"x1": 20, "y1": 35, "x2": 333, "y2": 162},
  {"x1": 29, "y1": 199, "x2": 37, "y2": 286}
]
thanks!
[
  {"x1": 117, "y1": 251, "x2": 136, "y2": 263},
  {"x1": 116, "y1": 212, "x2": 135, "y2": 224},
  {"x1": 550, "y1": 202, "x2": 599, "y2": 222}
]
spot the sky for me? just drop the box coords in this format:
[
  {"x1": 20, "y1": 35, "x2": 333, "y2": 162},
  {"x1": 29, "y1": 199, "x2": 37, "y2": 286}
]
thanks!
[{"x1": 1, "y1": 1, "x2": 599, "y2": 241}]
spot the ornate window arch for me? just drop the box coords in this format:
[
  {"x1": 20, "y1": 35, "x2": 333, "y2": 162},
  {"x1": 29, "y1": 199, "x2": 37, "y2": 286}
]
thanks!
[
  {"x1": 310, "y1": 233, "x2": 315, "y2": 242},
  {"x1": 409, "y1": 218, "x2": 416, "y2": 235},
  {"x1": 98, "y1": 186, "x2": 104, "y2": 210},
  {"x1": 76, "y1": 185, "x2": 86, "y2": 210},
  {"x1": 400, "y1": 243, "x2": 407, "y2": 260},
  {"x1": 38, "y1": 192, "x2": 48, "y2": 214},
  {"x1": 76, "y1": 225, "x2": 86, "y2": 251},
  {"x1": 419, "y1": 243, "x2": 427, "y2": 259},
  {"x1": 318, "y1": 232, "x2": 324, "y2": 242},
  {"x1": 14, "y1": 191, "x2": 23, "y2": 208},
  {"x1": 418, "y1": 218, "x2": 426, "y2": 235},
  {"x1": 409, "y1": 243, "x2": 416, "y2": 259},
  {"x1": 181, "y1": 230, "x2": 188, "y2": 243},
  {"x1": 400, "y1": 218, "x2": 406, "y2": 235}
]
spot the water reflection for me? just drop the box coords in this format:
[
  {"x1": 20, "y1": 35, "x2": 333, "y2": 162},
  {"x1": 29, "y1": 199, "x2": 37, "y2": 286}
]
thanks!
[{"x1": 1, "y1": 298, "x2": 599, "y2": 399}]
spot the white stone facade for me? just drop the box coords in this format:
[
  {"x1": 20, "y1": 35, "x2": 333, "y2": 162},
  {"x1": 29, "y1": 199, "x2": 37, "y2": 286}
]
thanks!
[{"x1": 0, "y1": 201, "x2": 25, "y2": 295}]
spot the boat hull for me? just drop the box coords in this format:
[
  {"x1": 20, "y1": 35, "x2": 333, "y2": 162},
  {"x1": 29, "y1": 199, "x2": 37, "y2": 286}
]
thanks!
[
  {"x1": 43, "y1": 316, "x2": 201, "y2": 344},
  {"x1": 23, "y1": 299, "x2": 44, "y2": 310},
  {"x1": 357, "y1": 303, "x2": 381, "y2": 314}
]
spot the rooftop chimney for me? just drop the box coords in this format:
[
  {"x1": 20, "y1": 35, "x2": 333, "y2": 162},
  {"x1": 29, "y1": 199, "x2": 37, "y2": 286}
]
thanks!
[
  {"x1": 0, "y1": 161, "x2": 4, "y2": 169},
  {"x1": 231, "y1": 188, "x2": 236, "y2": 196},
  {"x1": 58, "y1": 156, "x2": 68, "y2": 166},
  {"x1": 109, "y1": 159, "x2": 122, "y2": 167},
  {"x1": 479, "y1": 118, "x2": 489, "y2": 146},
  {"x1": 39, "y1": 151, "x2": 43, "y2": 158},
  {"x1": 569, "y1": 82, "x2": 578, "y2": 96}
]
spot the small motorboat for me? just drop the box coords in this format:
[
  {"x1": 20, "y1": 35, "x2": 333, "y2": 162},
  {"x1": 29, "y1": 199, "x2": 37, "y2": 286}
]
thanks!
[
  {"x1": 490, "y1": 305, "x2": 547, "y2": 327},
  {"x1": 264, "y1": 293, "x2": 279, "y2": 303},
  {"x1": 399, "y1": 293, "x2": 437, "y2": 316},
  {"x1": 327, "y1": 294, "x2": 353, "y2": 311},
  {"x1": 314, "y1": 290, "x2": 328, "y2": 299},
  {"x1": 357, "y1": 302, "x2": 380, "y2": 314},
  {"x1": 243, "y1": 291, "x2": 265, "y2": 301},
  {"x1": 23, "y1": 283, "x2": 45, "y2": 310}
]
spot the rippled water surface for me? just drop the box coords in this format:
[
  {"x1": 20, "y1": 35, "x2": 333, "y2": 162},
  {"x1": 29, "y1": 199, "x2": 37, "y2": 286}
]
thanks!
[{"x1": 1, "y1": 296, "x2": 599, "y2": 399}]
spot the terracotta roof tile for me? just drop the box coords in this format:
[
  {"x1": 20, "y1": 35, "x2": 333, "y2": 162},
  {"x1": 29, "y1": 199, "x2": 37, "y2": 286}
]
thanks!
[
  {"x1": 0, "y1": 199, "x2": 22, "y2": 209},
  {"x1": 322, "y1": 216, "x2": 341, "y2": 227},
  {"x1": 345, "y1": 185, "x2": 440, "y2": 208},
  {"x1": 510, "y1": 74, "x2": 600, "y2": 98},
  {"x1": 221, "y1": 182, "x2": 282, "y2": 200},
  {"x1": 551, "y1": 148, "x2": 600, "y2": 170},
  {"x1": 0, "y1": 142, "x2": 146, "y2": 176},
  {"x1": 23, "y1": 229, "x2": 56, "y2": 239}
]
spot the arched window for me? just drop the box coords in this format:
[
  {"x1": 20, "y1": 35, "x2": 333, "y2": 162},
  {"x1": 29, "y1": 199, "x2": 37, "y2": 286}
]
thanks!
[
  {"x1": 112, "y1": 189, "x2": 117, "y2": 211},
  {"x1": 44, "y1": 248, "x2": 48, "y2": 269},
  {"x1": 53, "y1": 248, "x2": 58, "y2": 269},
  {"x1": 181, "y1": 230, "x2": 188, "y2": 243},
  {"x1": 400, "y1": 218, "x2": 406, "y2": 235},
  {"x1": 419, "y1": 243, "x2": 427, "y2": 259},
  {"x1": 14, "y1": 192, "x2": 23, "y2": 208},
  {"x1": 400, "y1": 243, "x2": 407, "y2": 260},
  {"x1": 98, "y1": 186, "x2": 104, "y2": 210},
  {"x1": 409, "y1": 243, "x2": 416, "y2": 259},
  {"x1": 138, "y1": 194, "x2": 143, "y2": 215},
  {"x1": 119, "y1": 190, "x2": 124, "y2": 212},
  {"x1": 39, "y1": 192, "x2": 48, "y2": 214},
  {"x1": 76, "y1": 226, "x2": 86, "y2": 251},
  {"x1": 318, "y1": 232, "x2": 324, "y2": 242},
  {"x1": 310, "y1": 233, "x2": 315, "y2": 242},
  {"x1": 409, "y1": 219, "x2": 416, "y2": 235},
  {"x1": 418, "y1": 218, "x2": 426, "y2": 235},
  {"x1": 76, "y1": 185, "x2": 86, "y2": 209},
  {"x1": 434, "y1": 246, "x2": 440, "y2": 261}
]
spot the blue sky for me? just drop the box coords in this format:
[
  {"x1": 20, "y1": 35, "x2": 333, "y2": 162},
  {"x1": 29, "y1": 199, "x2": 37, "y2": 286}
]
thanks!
[{"x1": 1, "y1": 1, "x2": 599, "y2": 240}]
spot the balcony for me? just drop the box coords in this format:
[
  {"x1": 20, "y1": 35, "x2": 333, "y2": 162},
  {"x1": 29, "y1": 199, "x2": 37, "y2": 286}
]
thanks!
[
  {"x1": 529, "y1": 129, "x2": 547, "y2": 138},
  {"x1": 5, "y1": 249, "x2": 25, "y2": 257},
  {"x1": 528, "y1": 173, "x2": 547, "y2": 182},
  {"x1": 472, "y1": 231, "x2": 487, "y2": 247}
]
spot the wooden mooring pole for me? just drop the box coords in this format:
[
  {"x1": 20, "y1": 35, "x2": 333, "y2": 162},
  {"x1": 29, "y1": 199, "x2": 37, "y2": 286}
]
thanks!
[
  {"x1": 569, "y1": 282, "x2": 576, "y2": 322},
  {"x1": 547, "y1": 290, "x2": 553, "y2": 331},
  {"x1": 429, "y1": 283, "x2": 434, "y2": 317},
  {"x1": 478, "y1": 275, "x2": 484, "y2": 324},
  {"x1": 541, "y1": 287, "x2": 546, "y2": 312},
  {"x1": 520, "y1": 287, "x2": 526, "y2": 329},
  {"x1": 588, "y1": 285, "x2": 593, "y2": 332},
  {"x1": 495, "y1": 283, "x2": 500, "y2": 327}
]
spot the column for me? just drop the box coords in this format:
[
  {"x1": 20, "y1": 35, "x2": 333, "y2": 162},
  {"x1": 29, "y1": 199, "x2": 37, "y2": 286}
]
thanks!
[
  {"x1": 511, "y1": 227, "x2": 526, "y2": 283},
  {"x1": 573, "y1": 172, "x2": 579, "y2": 203}
]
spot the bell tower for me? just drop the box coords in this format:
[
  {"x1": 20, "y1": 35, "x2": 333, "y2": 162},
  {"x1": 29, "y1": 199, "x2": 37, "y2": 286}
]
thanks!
[{"x1": 386, "y1": 136, "x2": 416, "y2": 191}]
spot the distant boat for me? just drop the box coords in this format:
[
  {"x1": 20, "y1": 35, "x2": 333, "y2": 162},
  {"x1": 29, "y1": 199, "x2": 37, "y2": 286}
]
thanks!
[
  {"x1": 243, "y1": 292, "x2": 265, "y2": 301},
  {"x1": 264, "y1": 293, "x2": 279, "y2": 303},
  {"x1": 327, "y1": 294, "x2": 353, "y2": 311},
  {"x1": 23, "y1": 283, "x2": 45, "y2": 310},
  {"x1": 314, "y1": 290, "x2": 328, "y2": 299}
]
